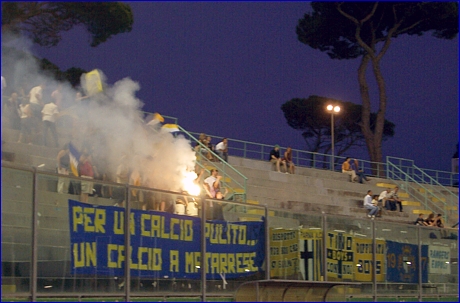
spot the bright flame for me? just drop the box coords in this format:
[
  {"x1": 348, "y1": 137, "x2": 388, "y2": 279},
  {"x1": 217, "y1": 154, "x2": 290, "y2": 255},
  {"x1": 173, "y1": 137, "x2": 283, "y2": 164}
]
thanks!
[{"x1": 182, "y1": 171, "x2": 201, "y2": 196}]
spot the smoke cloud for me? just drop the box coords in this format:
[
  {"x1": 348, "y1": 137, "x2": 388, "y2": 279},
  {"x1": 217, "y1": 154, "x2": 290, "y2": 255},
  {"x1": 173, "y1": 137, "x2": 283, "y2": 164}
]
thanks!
[{"x1": 2, "y1": 35, "x2": 198, "y2": 193}]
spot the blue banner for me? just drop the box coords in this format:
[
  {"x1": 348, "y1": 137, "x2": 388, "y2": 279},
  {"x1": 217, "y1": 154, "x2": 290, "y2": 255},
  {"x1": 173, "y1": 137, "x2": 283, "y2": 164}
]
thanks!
[
  {"x1": 68, "y1": 200, "x2": 265, "y2": 279},
  {"x1": 385, "y1": 240, "x2": 428, "y2": 283}
]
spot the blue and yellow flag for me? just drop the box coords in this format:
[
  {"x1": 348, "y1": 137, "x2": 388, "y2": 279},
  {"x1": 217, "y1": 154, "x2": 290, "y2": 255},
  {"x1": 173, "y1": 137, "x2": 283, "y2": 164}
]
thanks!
[
  {"x1": 84, "y1": 69, "x2": 103, "y2": 96},
  {"x1": 161, "y1": 124, "x2": 179, "y2": 133},
  {"x1": 69, "y1": 142, "x2": 81, "y2": 177}
]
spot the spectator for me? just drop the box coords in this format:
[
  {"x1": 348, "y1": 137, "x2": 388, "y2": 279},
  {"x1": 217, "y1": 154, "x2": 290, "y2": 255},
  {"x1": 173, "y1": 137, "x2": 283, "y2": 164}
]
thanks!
[
  {"x1": 215, "y1": 138, "x2": 228, "y2": 162},
  {"x1": 425, "y1": 213, "x2": 435, "y2": 226},
  {"x1": 364, "y1": 190, "x2": 378, "y2": 218},
  {"x1": 114, "y1": 154, "x2": 130, "y2": 206},
  {"x1": 205, "y1": 136, "x2": 216, "y2": 161},
  {"x1": 29, "y1": 82, "x2": 46, "y2": 133},
  {"x1": 431, "y1": 214, "x2": 445, "y2": 228},
  {"x1": 79, "y1": 151, "x2": 94, "y2": 203},
  {"x1": 414, "y1": 214, "x2": 426, "y2": 226},
  {"x1": 204, "y1": 169, "x2": 220, "y2": 198},
  {"x1": 386, "y1": 186, "x2": 403, "y2": 212},
  {"x1": 195, "y1": 133, "x2": 208, "y2": 156},
  {"x1": 378, "y1": 188, "x2": 391, "y2": 207},
  {"x1": 341, "y1": 157, "x2": 357, "y2": 182},
  {"x1": 51, "y1": 84, "x2": 63, "y2": 109},
  {"x1": 41, "y1": 98, "x2": 60, "y2": 147},
  {"x1": 350, "y1": 158, "x2": 370, "y2": 184},
  {"x1": 56, "y1": 143, "x2": 70, "y2": 194},
  {"x1": 129, "y1": 155, "x2": 143, "y2": 208},
  {"x1": 372, "y1": 194, "x2": 381, "y2": 217},
  {"x1": 17, "y1": 98, "x2": 32, "y2": 144},
  {"x1": 283, "y1": 147, "x2": 295, "y2": 174},
  {"x1": 185, "y1": 168, "x2": 205, "y2": 216},
  {"x1": 269, "y1": 145, "x2": 287, "y2": 173},
  {"x1": 2, "y1": 92, "x2": 20, "y2": 130}
]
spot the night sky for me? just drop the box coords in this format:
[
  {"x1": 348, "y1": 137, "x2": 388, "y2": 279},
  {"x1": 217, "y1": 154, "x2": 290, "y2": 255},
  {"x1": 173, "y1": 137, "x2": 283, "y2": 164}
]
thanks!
[{"x1": 28, "y1": 2, "x2": 459, "y2": 172}]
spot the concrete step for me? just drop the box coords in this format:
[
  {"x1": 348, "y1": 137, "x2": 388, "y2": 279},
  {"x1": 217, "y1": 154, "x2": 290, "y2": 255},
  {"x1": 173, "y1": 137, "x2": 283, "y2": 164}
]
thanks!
[{"x1": 402, "y1": 200, "x2": 421, "y2": 206}]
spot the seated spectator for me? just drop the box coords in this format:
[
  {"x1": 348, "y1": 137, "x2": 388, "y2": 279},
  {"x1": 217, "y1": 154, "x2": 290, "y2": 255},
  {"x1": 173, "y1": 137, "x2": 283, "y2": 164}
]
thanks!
[
  {"x1": 215, "y1": 138, "x2": 228, "y2": 162},
  {"x1": 205, "y1": 136, "x2": 217, "y2": 161},
  {"x1": 283, "y1": 147, "x2": 295, "y2": 174},
  {"x1": 350, "y1": 158, "x2": 370, "y2": 184},
  {"x1": 364, "y1": 190, "x2": 378, "y2": 218},
  {"x1": 378, "y1": 188, "x2": 391, "y2": 207},
  {"x1": 268, "y1": 145, "x2": 287, "y2": 173},
  {"x1": 425, "y1": 213, "x2": 435, "y2": 226},
  {"x1": 371, "y1": 194, "x2": 381, "y2": 217},
  {"x1": 414, "y1": 213, "x2": 426, "y2": 226},
  {"x1": 431, "y1": 214, "x2": 445, "y2": 228},
  {"x1": 386, "y1": 186, "x2": 403, "y2": 212},
  {"x1": 342, "y1": 157, "x2": 357, "y2": 182}
]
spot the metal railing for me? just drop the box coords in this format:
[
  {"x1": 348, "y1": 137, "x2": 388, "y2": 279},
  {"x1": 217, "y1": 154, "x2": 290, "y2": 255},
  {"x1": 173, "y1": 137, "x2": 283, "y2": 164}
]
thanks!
[
  {"x1": 386, "y1": 160, "x2": 450, "y2": 222},
  {"x1": 187, "y1": 131, "x2": 458, "y2": 187},
  {"x1": 177, "y1": 126, "x2": 247, "y2": 202}
]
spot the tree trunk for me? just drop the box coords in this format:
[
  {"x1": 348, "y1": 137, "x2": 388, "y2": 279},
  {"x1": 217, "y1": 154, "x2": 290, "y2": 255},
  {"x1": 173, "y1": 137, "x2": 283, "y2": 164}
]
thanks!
[{"x1": 358, "y1": 54, "x2": 387, "y2": 177}]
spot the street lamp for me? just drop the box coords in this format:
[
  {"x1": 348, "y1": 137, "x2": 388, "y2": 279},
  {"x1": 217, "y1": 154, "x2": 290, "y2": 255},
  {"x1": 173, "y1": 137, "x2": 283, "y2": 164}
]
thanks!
[{"x1": 326, "y1": 104, "x2": 341, "y2": 170}]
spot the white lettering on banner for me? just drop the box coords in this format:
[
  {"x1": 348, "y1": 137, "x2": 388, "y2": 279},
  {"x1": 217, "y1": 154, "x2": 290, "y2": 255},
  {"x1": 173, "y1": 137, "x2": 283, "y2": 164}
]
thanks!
[{"x1": 428, "y1": 245, "x2": 451, "y2": 274}]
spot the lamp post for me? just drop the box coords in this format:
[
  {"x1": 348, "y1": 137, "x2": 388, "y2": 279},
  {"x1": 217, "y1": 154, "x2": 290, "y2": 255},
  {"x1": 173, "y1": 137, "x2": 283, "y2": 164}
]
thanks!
[{"x1": 326, "y1": 104, "x2": 341, "y2": 170}]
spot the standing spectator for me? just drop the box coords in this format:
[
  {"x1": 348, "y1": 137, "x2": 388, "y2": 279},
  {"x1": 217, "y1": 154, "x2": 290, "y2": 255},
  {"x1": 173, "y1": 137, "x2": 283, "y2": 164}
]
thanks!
[
  {"x1": 215, "y1": 138, "x2": 228, "y2": 162},
  {"x1": 41, "y1": 98, "x2": 60, "y2": 147},
  {"x1": 350, "y1": 158, "x2": 370, "y2": 183},
  {"x1": 204, "y1": 169, "x2": 220, "y2": 198},
  {"x1": 17, "y1": 98, "x2": 32, "y2": 144},
  {"x1": 269, "y1": 145, "x2": 286, "y2": 173},
  {"x1": 283, "y1": 147, "x2": 295, "y2": 174},
  {"x1": 3, "y1": 92, "x2": 21, "y2": 130},
  {"x1": 114, "y1": 153, "x2": 130, "y2": 206},
  {"x1": 56, "y1": 143, "x2": 70, "y2": 194},
  {"x1": 342, "y1": 157, "x2": 357, "y2": 182},
  {"x1": 79, "y1": 151, "x2": 94, "y2": 203},
  {"x1": 364, "y1": 190, "x2": 378, "y2": 218},
  {"x1": 51, "y1": 84, "x2": 63, "y2": 109},
  {"x1": 29, "y1": 82, "x2": 46, "y2": 132},
  {"x1": 386, "y1": 186, "x2": 403, "y2": 212}
]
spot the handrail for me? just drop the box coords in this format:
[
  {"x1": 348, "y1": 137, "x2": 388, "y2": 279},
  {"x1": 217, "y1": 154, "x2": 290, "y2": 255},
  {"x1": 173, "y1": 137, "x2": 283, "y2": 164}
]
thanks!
[
  {"x1": 187, "y1": 131, "x2": 458, "y2": 186},
  {"x1": 413, "y1": 163, "x2": 458, "y2": 200},
  {"x1": 177, "y1": 125, "x2": 247, "y2": 202},
  {"x1": 386, "y1": 160, "x2": 449, "y2": 222}
]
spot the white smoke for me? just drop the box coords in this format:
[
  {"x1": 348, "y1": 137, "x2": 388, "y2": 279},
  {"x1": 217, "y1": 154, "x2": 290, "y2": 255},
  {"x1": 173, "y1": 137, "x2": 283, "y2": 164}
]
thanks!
[{"x1": 2, "y1": 36, "x2": 198, "y2": 194}]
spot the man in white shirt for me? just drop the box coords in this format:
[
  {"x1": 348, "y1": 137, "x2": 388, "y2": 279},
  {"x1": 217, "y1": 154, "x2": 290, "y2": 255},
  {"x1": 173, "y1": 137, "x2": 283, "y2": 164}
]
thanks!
[
  {"x1": 41, "y1": 99, "x2": 59, "y2": 147},
  {"x1": 377, "y1": 188, "x2": 391, "y2": 207},
  {"x1": 215, "y1": 138, "x2": 228, "y2": 162},
  {"x1": 364, "y1": 190, "x2": 378, "y2": 218},
  {"x1": 29, "y1": 82, "x2": 46, "y2": 133}
]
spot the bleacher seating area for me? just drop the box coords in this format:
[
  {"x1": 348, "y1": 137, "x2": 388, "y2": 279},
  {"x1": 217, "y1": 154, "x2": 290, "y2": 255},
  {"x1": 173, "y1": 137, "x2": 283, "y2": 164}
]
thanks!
[{"x1": 2, "y1": 118, "x2": 458, "y2": 226}]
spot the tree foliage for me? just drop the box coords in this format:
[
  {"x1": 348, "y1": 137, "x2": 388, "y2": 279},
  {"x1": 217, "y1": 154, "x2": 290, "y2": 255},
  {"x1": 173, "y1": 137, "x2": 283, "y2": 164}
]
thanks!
[
  {"x1": 2, "y1": 2, "x2": 133, "y2": 47},
  {"x1": 296, "y1": 2, "x2": 458, "y2": 164},
  {"x1": 281, "y1": 96, "x2": 395, "y2": 156}
]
